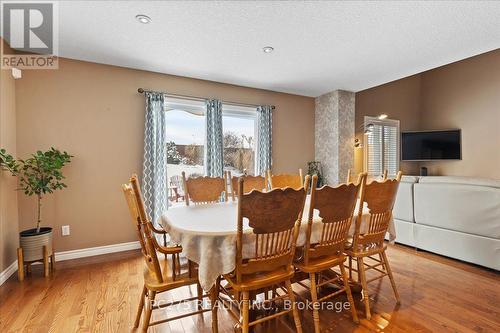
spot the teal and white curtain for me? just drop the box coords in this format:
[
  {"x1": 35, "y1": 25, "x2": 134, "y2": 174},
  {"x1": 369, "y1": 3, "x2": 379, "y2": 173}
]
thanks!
[
  {"x1": 256, "y1": 105, "x2": 273, "y2": 175},
  {"x1": 142, "y1": 92, "x2": 167, "y2": 224},
  {"x1": 205, "y1": 99, "x2": 224, "y2": 177}
]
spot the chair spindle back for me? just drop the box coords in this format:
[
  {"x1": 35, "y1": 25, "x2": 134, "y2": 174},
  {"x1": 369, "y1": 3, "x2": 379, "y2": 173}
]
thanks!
[
  {"x1": 305, "y1": 174, "x2": 366, "y2": 264},
  {"x1": 122, "y1": 175, "x2": 163, "y2": 283},
  {"x1": 353, "y1": 171, "x2": 402, "y2": 250},
  {"x1": 235, "y1": 176, "x2": 310, "y2": 283}
]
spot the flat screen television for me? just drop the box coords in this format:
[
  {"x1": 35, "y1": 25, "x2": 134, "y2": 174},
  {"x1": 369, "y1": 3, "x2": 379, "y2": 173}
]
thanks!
[{"x1": 401, "y1": 129, "x2": 461, "y2": 161}]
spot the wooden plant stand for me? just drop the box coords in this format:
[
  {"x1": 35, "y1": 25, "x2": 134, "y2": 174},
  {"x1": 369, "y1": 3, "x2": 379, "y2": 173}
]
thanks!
[{"x1": 17, "y1": 245, "x2": 55, "y2": 281}]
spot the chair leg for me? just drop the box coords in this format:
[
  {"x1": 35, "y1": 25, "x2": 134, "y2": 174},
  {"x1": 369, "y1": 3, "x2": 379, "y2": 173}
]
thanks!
[
  {"x1": 358, "y1": 257, "x2": 371, "y2": 320},
  {"x1": 134, "y1": 285, "x2": 147, "y2": 328},
  {"x1": 172, "y1": 254, "x2": 177, "y2": 279},
  {"x1": 210, "y1": 282, "x2": 219, "y2": 333},
  {"x1": 241, "y1": 291, "x2": 250, "y2": 333},
  {"x1": 188, "y1": 260, "x2": 193, "y2": 277},
  {"x1": 197, "y1": 282, "x2": 204, "y2": 310},
  {"x1": 178, "y1": 255, "x2": 182, "y2": 275},
  {"x1": 381, "y1": 250, "x2": 400, "y2": 304},
  {"x1": 339, "y1": 264, "x2": 359, "y2": 324},
  {"x1": 285, "y1": 280, "x2": 303, "y2": 333},
  {"x1": 348, "y1": 256, "x2": 353, "y2": 281},
  {"x1": 142, "y1": 290, "x2": 156, "y2": 333},
  {"x1": 309, "y1": 273, "x2": 321, "y2": 333},
  {"x1": 356, "y1": 257, "x2": 361, "y2": 284},
  {"x1": 378, "y1": 253, "x2": 386, "y2": 271}
]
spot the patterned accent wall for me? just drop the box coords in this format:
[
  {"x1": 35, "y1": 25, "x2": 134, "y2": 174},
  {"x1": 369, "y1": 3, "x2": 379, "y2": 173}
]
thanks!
[{"x1": 315, "y1": 90, "x2": 355, "y2": 185}]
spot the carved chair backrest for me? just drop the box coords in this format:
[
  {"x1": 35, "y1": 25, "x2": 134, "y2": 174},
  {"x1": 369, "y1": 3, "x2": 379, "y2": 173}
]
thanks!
[
  {"x1": 268, "y1": 169, "x2": 304, "y2": 190},
  {"x1": 353, "y1": 171, "x2": 402, "y2": 251},
  {"x1": 304, "y1": 173, "x2": 366, "y2": 264},
  {"x1": 182, "y1": 171, "x2": 228, "y2": 205},
  {"x1": 235, "y1": 176, "x2": 310, "y2": 283},
  {"x1": 122, "y1": 175, "x2": 163, "y2": 283}
]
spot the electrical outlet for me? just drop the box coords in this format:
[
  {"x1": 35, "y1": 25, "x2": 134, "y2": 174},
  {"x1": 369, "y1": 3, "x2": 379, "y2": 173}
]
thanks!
[{"x1": 62, "y1": 225, "x2": 70, "y2": 236}]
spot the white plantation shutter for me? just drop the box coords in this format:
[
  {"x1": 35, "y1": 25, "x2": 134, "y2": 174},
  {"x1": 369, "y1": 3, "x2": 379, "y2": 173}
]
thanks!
[
  {"x1": 383, "y1": 125, "x2": 398, "y2": 176},
  {"x1": 367, "y1": 124, "x2": 383, "y2": 176},
  {"x1": 365, "y1": 117, "x2": 399, "y2": 177}
]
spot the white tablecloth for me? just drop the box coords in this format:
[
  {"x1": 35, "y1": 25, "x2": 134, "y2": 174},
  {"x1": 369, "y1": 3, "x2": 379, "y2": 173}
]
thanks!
[{"x1": 161, "y1": 198, "x2": 395, "y2": 291}]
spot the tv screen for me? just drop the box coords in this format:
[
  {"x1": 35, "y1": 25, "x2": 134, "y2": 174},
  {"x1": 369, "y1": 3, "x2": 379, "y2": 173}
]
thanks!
[{"x1": 401, "y1": 130, "x2": 461, "y2": 161}]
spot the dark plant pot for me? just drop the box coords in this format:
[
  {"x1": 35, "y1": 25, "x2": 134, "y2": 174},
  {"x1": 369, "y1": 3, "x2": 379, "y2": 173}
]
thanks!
[{"x1": 19, "y1": 227, "x2": 53, "y2": 262}]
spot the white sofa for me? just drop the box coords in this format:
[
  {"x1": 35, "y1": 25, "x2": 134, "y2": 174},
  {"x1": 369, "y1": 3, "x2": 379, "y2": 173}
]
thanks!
[{"x1": 392, "y1": 176, "x2": 500, "y2": 271}]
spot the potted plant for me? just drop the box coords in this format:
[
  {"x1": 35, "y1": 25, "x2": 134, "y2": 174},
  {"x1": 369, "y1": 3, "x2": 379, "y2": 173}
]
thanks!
[
  {"x1": 307, "y1": 161, "x2": 326, "y2": 187},
  {"x1": 0, "y1": 148, "x2": 72, "y2": 263}
]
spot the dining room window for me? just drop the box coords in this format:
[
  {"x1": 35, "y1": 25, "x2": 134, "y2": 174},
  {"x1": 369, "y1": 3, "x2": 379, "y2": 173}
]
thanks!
[
  {"x1": 164, "y1": 98, "x2": 257, "y2": 203},
  {"x1": 364, "y1": 116, "x2": 400, "y2": 177},
  {"x1": 222, "y1": 104, "x2": 257, "y2": 176},
  {"x1": 165, "y1": 97, "x2": 206, "y2": 203}
]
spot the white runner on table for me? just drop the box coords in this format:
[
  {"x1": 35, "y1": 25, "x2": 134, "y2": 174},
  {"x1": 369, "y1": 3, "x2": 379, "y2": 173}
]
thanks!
[{"x1": 161, "y1": 197, "x2": 395, "y2": 291}]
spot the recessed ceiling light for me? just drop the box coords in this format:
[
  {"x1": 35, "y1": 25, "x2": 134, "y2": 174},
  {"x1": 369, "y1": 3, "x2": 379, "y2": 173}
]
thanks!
[
  {"x1": 136, "y1": 14, "x2": 152, "y2": 24},
  {"x1": 262, "y1": 46, "x2": 274, "y2": 53},
  {"x1": 378, "y1": 113, "x2": 388, "y2": 120}
]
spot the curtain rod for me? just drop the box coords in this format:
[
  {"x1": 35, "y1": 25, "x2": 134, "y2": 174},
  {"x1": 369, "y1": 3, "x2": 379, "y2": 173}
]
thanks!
[{"x1": 137, "y1": 88, "x2": 275, "y2": 110}]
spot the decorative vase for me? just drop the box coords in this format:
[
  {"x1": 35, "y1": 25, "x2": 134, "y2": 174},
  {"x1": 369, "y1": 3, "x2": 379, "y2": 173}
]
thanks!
[{"x1": 19, "y1": 227, "x2": 53, "y2": 262}]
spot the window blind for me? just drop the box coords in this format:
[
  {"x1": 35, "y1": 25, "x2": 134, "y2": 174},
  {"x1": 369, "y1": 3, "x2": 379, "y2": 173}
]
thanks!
[
  {"x1": 365, "y1": 118, "x2": 399, "y2": 177},
  {"x1": 383, "y1": 125, "x2": 399, "y2": 176}
]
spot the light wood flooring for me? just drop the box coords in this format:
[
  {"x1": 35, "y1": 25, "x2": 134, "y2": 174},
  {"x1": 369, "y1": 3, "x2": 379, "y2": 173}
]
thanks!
[{"x1": 0, "y1": 244, "x2": 499, "y2": 333}]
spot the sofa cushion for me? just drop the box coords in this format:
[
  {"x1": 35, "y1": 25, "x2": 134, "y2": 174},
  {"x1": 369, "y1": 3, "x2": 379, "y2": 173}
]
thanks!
[
  {"x1": 414, "y1": 182, "x2": 500, "y2": 239},
  {"x1": 401, "y1": 175, "x2": 420, "y2": 183},
  {"x1": 393, "y1": 180, "x2": 416, "y2": 222},
  {"x1": 419, "y1": 176, "x2": 500, "y2": 189}
]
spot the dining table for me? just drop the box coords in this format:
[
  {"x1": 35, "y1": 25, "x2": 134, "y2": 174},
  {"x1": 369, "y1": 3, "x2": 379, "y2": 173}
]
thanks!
[{"x1": 161, "y1": 197, "x2": 396, "y2": 291}]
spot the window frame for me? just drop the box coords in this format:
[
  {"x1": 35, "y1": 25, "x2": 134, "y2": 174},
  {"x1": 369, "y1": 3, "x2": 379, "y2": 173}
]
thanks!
[
  {"x1": 164, "y1": 97, "x2": 206, "y2": 116},
  {"x1": 363, "y1": 116, "x2": 400, "y2": 177}
]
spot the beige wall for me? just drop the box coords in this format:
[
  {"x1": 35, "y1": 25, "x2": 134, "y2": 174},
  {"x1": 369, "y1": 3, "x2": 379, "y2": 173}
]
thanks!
[
  {"x1": 0, "y1": 40, "x2": 19, "y2": 271},
  {"x1": 420, "y1": 50, "x2": 500, "y2": 179},
  {"x1": 355, "y1": 74, "x2": 422, "y2": 175},
  {"x1": 15, "y1": 58, "x2": 315, "y2": 252},
  {"x1": 356, "y1": 49, "x2": 500, "y2": 179}
]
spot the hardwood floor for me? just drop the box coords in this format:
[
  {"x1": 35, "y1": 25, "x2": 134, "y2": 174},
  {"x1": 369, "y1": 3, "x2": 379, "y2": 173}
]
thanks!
[{"x1": 0, "y1": 244, "x2": 499, "y2": 333}]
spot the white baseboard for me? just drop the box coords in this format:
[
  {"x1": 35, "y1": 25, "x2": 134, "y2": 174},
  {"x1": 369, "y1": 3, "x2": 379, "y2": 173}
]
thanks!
[
  {"x1": 54, "y1": 241, "x2": 141, "y2": 261},
  {"x1": 0, "y1": 260, "x2": 18, "y2": 286},
  {"x1": 0, "y1": 241, "x2": 140, "y2": 286}
]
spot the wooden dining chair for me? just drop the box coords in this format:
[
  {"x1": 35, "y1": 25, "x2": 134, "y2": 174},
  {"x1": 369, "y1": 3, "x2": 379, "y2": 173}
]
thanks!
[
  {"x1": 268, "y1": 168, "x2": 304, "y2": 190},
  {"x1": 122, "y1": 176, "x2": 219, "y2": 333},
  {"x1": 221, "y1": 176, "x2": 310, "y2": 333},
  {"x1": 348, "y1": 169, "x2": 387, "y2": 184},
  {"x1": 169, "y1": 175, "x2": 185, "y2": 202},
  {"x1": 228, "y1": 173, "x2": 267, "y2": 201},
  {"x1": 345, "y1": 171, "x2": 403, "y2": 320},
  {"x1": 128, "y1": 174, "x2": 182, "y2": 272},
  {"x1": 182, "y1": 171, "x2": 228, "y2": 205},
  {"x1": 294, "y1": 173, "x2": 366, "y2": 332}
]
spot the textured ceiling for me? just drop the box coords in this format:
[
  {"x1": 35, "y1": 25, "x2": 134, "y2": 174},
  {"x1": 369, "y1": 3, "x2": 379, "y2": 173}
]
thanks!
[{"x1": 17, "y1": 1, "x2": 500, "y2": 96}]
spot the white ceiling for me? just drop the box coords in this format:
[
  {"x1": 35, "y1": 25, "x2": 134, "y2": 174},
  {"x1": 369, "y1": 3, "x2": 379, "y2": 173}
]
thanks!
[{"x1": 25, "y1": 1, "x2": 500, "y2": 96}]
